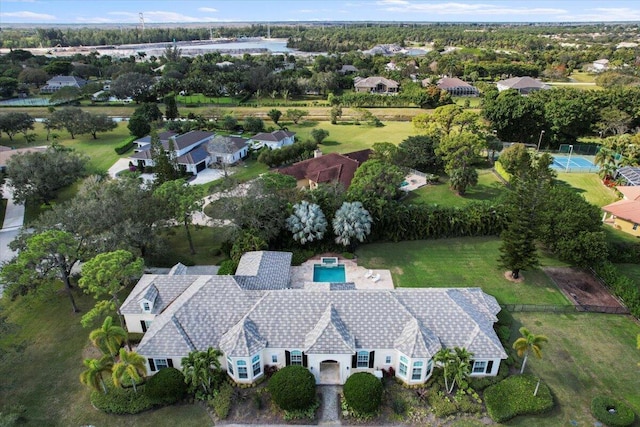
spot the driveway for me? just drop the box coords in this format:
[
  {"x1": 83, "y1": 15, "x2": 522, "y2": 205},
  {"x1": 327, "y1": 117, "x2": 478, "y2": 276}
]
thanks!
[{"x1": 1, "y1": 183, "x2": 26, "y2": 296}]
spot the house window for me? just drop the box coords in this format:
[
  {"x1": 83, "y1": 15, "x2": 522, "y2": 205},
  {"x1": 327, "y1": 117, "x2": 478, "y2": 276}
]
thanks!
[
  {"x1": 411, "y1": 361, "x2": 423, "y2": 381},
  {"x1": 290, "y1": 351, "x2": 303, "y2": 366},
  {"x1": 357, "y1": 351, "x2": 369, "y2": 368},
  {"x1": 473, "y1": 361, "x2": 487, "y2": 374},
  {"x1": 426, "y1": 359, "x2": 434, "y2": 376},
  {"x1": 271, "y1": 354, "x2": 278, "y2": 364},
  {"x1": 399, "y1": 356, "x2": 408, "y2": 377},
  {"x1": 634, "y1": 223, "x2": 638, "y2": 230},
  {"x1": 154, "y1": 358, "x2": 169, "y2": 370},
  {"x1": 237, "y1": 360, "x2": 248, "y2": 379},
  {"x1": 142, "y1": 302, "x2": 151, "y2": 312},
  {"x1": 385, "y1": 355, "x2": 392, "y2": 364},
  {"x1": 252, "y1": 354, "x2": 261, "y2": 377},
  {"x1": 227, "y1": 357, "x2": 234, "y2": 376}
]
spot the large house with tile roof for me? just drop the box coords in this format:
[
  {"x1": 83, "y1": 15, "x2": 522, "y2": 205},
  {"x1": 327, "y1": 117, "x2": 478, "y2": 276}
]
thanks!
[
  {"x1": 602, "y1": 186, "x2": 640, "y2": 237},
  {"x1": 278, "y1": 149, "x2": 371, "y2": 190},
  {"x1": 130, "y1": 130, "x2": 214, "y2": 174},
  {"x1": 433, "y1": 77, "x2": 479, "y2": 96},
  {"x1": 207, "y1": 135, "x2": 250, "y2": 165},
  {"x1": 496, "y1": 76, "x2": 550, "y2": 94},
  {"x1": 121, "y1": 251, "x2": 507, "y2": 385},
  {"x1": 354, "y1": 76, "x2": 399, "y2": 94},
  {"x1": 40, "y1": 76, "x2": 87, "y2": 93},
  {"x1": 251, "y1": 130, "x2": 296, "y2": 150}
]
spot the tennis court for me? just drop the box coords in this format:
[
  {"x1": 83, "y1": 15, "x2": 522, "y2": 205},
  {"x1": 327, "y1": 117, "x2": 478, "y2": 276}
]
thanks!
[{"x1": 552, "y1": 155, "x2": 598, "y2": 172}]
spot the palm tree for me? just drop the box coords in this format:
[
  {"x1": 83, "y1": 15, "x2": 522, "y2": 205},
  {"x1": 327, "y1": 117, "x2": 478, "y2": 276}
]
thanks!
[
  {"x1": 80, "y1": 355, "x2": 113, "y2": 394},
  {"x1": 112, "y1": 348, "x2": 147, "y2": 393},
  {"x1": 181, "y1": 347, "x2": 222, "y2": 397},
  {"x1": 513, "y1": 327, "x2": 549, "y2": 374},
  {"x1": 89, "y1": 316, "x2": 127, "y2": 361},
  {"x1": 448, "y1": 347, "x2": 473, "y2": 393},
  {"x1": 433, "y1": 348, "x2": 454, "y2": 392}
]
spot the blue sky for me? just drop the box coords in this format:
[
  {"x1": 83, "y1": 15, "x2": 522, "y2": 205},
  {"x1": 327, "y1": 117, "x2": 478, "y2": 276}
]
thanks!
[{"x1": 2, "y1": 0, "x2": 640, "y2": 23}]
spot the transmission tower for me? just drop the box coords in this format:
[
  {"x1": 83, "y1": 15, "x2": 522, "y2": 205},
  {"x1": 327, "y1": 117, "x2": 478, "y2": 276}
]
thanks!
[{"x1": 139, "y1": 12, "x2": 145, "y2": 32}]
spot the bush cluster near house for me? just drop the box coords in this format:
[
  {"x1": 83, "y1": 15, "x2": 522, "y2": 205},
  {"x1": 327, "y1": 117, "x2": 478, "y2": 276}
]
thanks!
[
  {"x1": 144, "y1": 367, "x2": 188, "y2": 405},
  {"x1": 484, "y1": 374, "x2": 554, "y2": 422},
  {"x1": 343, "y1": 372, "x2": 383, "y2": 415},
  {"x1": 268, "y1": 365, "x2": 316, "y2": 412}
]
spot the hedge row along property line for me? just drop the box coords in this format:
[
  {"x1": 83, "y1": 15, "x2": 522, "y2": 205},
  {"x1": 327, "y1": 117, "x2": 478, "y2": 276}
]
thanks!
[{"x1": 591, "y1": 262, "x2": 640, "y2": 318}]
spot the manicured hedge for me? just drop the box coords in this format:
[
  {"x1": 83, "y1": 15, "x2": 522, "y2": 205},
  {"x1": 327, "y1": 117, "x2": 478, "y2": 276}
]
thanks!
[
  {"x1": 343, "y1": 372, "x2": 383, "y2": 415},
  {"x1": 493, "y1": 160, "x2": 512, "y2": 182},
  {"x1": 210, "y1": 382, "x2": 234, "y2": 419},
  {"x1": 268, "y1": 365, "x2": 316, "y2": 411},
  {"x1": 114, "y1": 136, "x2": 136, "y2": 155},
  {"x1": 591, "y1": 396, "x2": 636, "y2": 427},
  {"x1": 217, "y1": 259, "x2": 238, "y2": 275},
  {"x1": 91, "y1": 384, "x2": 154, "y2": 414},
  {"x1": 484, "y1": 374, "x2": 554, "y2": 423},
  {"x1": 144, "y1": 367, "x2": 187, "y2": 405}
]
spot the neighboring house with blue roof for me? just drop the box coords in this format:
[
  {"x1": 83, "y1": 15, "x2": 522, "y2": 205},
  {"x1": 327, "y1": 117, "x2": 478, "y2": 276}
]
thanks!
[
  {"x1": 121, "y1": 251, "x2": 507, "y2": 385},
  {"x1": 40, "y1": 76, "x2": 87, "y2": 93},
  {"x1": 130, "y1": 130, "x2": 215, "y2": 174}
]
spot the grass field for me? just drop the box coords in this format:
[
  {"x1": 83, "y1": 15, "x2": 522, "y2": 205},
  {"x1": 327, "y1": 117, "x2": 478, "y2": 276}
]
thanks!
[
  {"x1": 356, "y1": 237, "x2": 571, "y2": 306},
  {"x1": 615, "y1": 263, "x2": 640, "y2": 282},
  {"x1": 150, "y1": 225, "x2": 233, "y2": 267},
  {"x1": 0, "y1": 288, "x2": 212, "y2": 426},
  {"x1": 555, "y1": 172, "x2": 618, "y2": 207},
  {"x1": 509, "y1": 312, "x2": 640, "y2": 427},
  {"x1": 402, "y1": 169, "x2": 505, "y2": 207}
]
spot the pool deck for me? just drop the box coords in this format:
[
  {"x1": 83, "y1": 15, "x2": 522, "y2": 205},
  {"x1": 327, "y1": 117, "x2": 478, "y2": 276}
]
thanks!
[{"x1": 290, "y1": 259, "x2": 394, "y2": 290}]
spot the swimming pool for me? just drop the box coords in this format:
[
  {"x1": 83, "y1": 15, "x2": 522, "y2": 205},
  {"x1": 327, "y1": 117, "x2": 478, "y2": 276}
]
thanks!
[{"x1": 313, "y1": 264, "x2": 346, "y2": 282}]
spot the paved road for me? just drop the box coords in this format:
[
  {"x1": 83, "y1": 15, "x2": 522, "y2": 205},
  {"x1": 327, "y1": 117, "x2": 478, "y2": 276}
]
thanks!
[{"x1": 1, "y1": 183, "x2": 26, "y2": 296}]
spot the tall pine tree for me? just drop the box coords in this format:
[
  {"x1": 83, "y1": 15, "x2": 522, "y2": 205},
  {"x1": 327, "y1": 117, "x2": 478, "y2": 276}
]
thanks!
[{"x1": 150, "y1": 129, "x2": 179, "y2": 185}]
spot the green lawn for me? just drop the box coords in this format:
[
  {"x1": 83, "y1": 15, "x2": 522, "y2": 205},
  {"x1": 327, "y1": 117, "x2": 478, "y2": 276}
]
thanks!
[
  {"x1": 355, "y1": 237, "x2": 571, "y2": 306},
  {"x1": 289, "y1": 120, "x2": 416, "y2": 153},
  {"x1": 402, "y1": 169, "x2": 505, "y2": 207},
  {"x1": 0, "y1": 287, "x2": 212, "y2": 426},
  {"x1": 148, "y1": 226, "x2": 233, "y2": 267},
  {"x1": 509, "y1": 312, "x2": 640, "y2": 427},
  {"x1": 555, "y1": 172, "x2": 618, "y2": 207},
  {"x1": 615, "y1": 263, "x2": 640, "y2": 283}
]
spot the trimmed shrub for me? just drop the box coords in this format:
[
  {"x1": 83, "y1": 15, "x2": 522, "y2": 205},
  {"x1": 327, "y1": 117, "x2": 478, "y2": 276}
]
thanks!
[
  {"x1": 91, "y1": 384, "x2": 154, "y2": 414},
  {"x1": 484, "y1": 374, "x2": 554, "y2": 423},
  {"x1": 114, "y1": 136, "x2": 136, "y2": 155},
  {"x1": 343, "y1": 372, "x2": 383, "y2": 415},
  {"x1": 144, "y1": 367, "x2": 187, "y2": 405},
  {"x1": 268, "y1": 365, "x2": 316, "y2": 411},
  {"x1": 210, "y1": 382, "x2": 234, "y2": 420},
  {"x1": 217, "y1": 259, "x2": 238, "y2": 275},
  {"x1": 591, "y1": 396, "x2": 636, "y2": 427}
]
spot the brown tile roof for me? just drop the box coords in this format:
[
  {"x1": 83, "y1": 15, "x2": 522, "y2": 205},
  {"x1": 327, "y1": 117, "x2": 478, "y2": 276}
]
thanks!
[
  {"x1": 278, "y1": 150, "x2": 371, "y2": 189},
  {"x1": 354, "y1": 76, "x2": 399, "y2": 89},
  {"x1": 602, "y1": 199, "x2": 640, "y2": 224},
  {"x1": 617, "y1": 186, "x2": 640, "y2": 201}
]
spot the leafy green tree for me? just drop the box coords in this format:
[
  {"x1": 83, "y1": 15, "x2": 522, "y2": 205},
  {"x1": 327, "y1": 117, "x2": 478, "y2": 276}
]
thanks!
[
  {"x1": 111, "y1": 72, "x2": 154, "y2": 102},
  {"x1": 330, "y1": 104, "x2": 342, "y2": 124},
  {"x1": 310, "y1": 128, "x2": 330, "y2": 145},
  {"x1": 150, "y1": 130, "x2": 179, "y2": 184},
  {"x1": 127, "y1": 114, "x2": 150, "y2": 138},
  {"x1": 285, "y1": 108, "x2": 308, "y2": 124},
  {"x1": 222, "y1": 114, "x2": 238, "y2": 131},
  {"x1": 437, "y1": 132, "x2": 484, "y2": 195},
  {"x1": 230, "y1": 230, "x2": 268, "y2": 263},
  {"x1": 370, "y1": 142, "x2": 398, "y2": 164},
  {"x1": 513, "y1": 327, "x2": 548, "y2": 374},
  {"x1": 332, "y1": 201, "x2": 372, "y2": 249},
  {"x1": 89, "y1": 316, "x2": 127, "y2": 361},
  {"x1": 80, "y1": 356, "x2": 113, "y2": 394},
  {"x1": 49, "y1": 107, "x2": 89, "y2": 139},
  {"x1": 154, "y1": 179, "x2": 204, "y2": 254},
  {"x1": 0, "y1": 77, "x2": 19, "y2": 98},
  {"x1": 45, "y1": 60, "x2": 72, "y2": 75},
  {"x1": 267, "y1": 108, "x2": 282, "y2": 126},
  {"x1": 449, "y1": 167, "x2": 478, "y2": 196},
  {"x1": 85, "y1": 113, "x2": 117, "y2": 139},
  {"x1": 50, "y1": 86, "x2": 81, "y2": 104},
  {"x1": 244, "y1": 116, "x2": 265, "y2": 133},
  {"x1": 0, "y1": 230, "x2": 84, "y2": 312},
  {"x1": 482, "y1": 90, "x2": 545, "y2": 145},
  {"x1": 434, "y1": 348, "x2": 454, "y2": 392},
  {"x1": 448, "y1": 347, "x2": 473, "y2": 393},
  {"x1": 286, "y1": 201, "x2": 327, "y2": 244},
  {"x1": 347, "y1": 159, "x2": 404, "y2": 206},
  {"x1": 163, "y1": 95, "x2": 179, "y2": 120},
  {"x1": 112, "y1": 348, "x2": 147, "y2": 393},
  {"x1": 5, "y1": 145, "x2": 87, "y2": 205},
  {"x1": 0, "y1": 112, "x2": 34, "y2": 141},
  {"x1": 397, "y1": 135, "x2": 442, "y2": 173},
  {"x1": 181, "y1": 348, "x2": 223, "y2": 398},
  {"x1": 79, "y1": 250, "x2": 144, "y2": 328}
]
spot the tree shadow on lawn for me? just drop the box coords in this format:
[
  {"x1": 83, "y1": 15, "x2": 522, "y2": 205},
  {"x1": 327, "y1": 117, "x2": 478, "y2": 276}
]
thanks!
[
  {"x1": 553, "y1": 178, "x2": 587, "y2": 195},
  {"x1": 295, "y1": 121, "x2": 318, "y2": 128}
]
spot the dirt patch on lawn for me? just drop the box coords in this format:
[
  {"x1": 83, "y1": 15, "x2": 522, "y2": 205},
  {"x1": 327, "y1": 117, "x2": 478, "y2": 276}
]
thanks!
[{"x1": 543, "y1": 267, "x2": 628, "y2": 313}]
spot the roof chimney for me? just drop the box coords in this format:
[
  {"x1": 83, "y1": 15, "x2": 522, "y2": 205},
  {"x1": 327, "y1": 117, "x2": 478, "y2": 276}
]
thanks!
[{"x1": 314, "y1": 149, "x2": 322, "y2": 158}]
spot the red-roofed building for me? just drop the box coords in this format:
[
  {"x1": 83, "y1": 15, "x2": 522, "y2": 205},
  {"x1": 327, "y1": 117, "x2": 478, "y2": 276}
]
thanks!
[
  {"x1": 278, "y1": 149, "x2": 372, "y2": 190},
  {"x1": 602, "y1": 186, "x2": 640, "y2": 237}
]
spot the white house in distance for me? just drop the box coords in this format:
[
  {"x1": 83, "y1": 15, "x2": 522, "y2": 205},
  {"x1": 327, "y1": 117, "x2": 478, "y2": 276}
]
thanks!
[
  {"x1": 207, "y1": 135, "x2": 250, "y2": 165},
  {"x1": 592, "y1": 59, "x2": 610, "y2": 72},
  {"x1": 250, "y1": 130, "x2": 296, "y2": 150},
  {"x1": 121, "y1": 251, "x2": 507, "y2": 386},
  {"x1": 130, "y1": 130, "x2": 214, "y2": 174},
  {"x1": 40, "y1": 76, "x2": 87, "y2": 93},
  {"x1": 496, "y1": 76, "x2": 550, "y2": 94}
]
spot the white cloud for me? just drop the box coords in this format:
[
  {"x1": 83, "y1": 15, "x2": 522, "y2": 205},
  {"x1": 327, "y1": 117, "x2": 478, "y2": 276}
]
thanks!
[
  {"x1": 0, "y1": 10, "x2": 55, "y2": 20},
  {"x1": 560, "y1": 7, "x2": 640, "y2": 21},
  {"x1": 198, "y1": 7, "x2": 218, "y2": 13},
  {"x1": 376, "y1": 1, "x2": 567, "y2": 17}
]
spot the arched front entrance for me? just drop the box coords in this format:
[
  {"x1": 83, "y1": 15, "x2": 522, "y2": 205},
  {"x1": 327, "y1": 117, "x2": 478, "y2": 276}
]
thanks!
[{"x1": 319, "y1": 360, "x2": 340, "y2": 384}]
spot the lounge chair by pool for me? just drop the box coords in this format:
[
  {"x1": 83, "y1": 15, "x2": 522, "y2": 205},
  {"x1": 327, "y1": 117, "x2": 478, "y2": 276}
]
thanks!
[
  {"x1": 364, "y1": 270, "x2": 373, "y2": 278},
  {"x1": 371, "y1": 273, "x2": 381, "y2": 282}
]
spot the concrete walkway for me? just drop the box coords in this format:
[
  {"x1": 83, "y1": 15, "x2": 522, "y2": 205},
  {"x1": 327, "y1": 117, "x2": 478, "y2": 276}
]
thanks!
[
  {"x1": 1, "y1": 183, "x2": 24, "y2": 262},
  {"x1": 319, "y1": 385, "x2": 341, "y2": 425}
]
